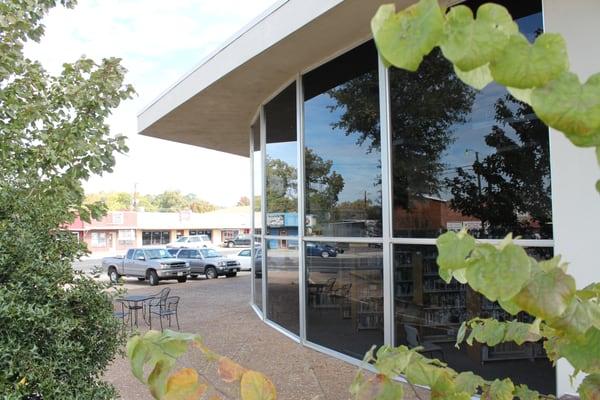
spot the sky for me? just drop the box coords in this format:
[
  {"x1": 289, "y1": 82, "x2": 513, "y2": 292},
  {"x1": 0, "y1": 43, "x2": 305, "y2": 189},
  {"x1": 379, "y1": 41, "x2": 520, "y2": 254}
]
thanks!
[{"x1": 25, "y1": 0, "x2": 276, "y2": 207}]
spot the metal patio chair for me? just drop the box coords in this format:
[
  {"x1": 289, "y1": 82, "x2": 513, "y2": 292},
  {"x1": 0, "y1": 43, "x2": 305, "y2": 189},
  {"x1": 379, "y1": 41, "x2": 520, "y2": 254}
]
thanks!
[{"x1": 148, "y1": 296, "x2": 181, "y2": 331}]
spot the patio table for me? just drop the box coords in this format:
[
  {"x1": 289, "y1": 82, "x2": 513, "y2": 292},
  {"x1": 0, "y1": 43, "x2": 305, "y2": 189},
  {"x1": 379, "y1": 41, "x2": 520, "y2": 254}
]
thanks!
[{"x1": 116, "y1": 294, "x2": 155, "y2": 328}]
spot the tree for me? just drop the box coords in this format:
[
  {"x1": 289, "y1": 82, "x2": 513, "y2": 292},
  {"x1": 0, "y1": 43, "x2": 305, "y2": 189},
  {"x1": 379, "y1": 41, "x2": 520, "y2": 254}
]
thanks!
[
  {"x1": 0, "y1": 1, "x2": 134, "y2": 398},
  {"x1": 265, "y1": 156, "x2": 297, "y2": 213},
  {"x1": 304, "y1": 148, "x2": 345, "y2": 220},
  {"x1": 236, "y1": 196, "x2": 250, "y2": 206},
  {"x1": 447, "y1": 95, "x2": 552, "y2": 238},
  {"x1": 153, "y1": 190, "x2": 189, "y2": 212},
  {"x1": 86, "y1": 191, "x2": 132, "y2": 211}
]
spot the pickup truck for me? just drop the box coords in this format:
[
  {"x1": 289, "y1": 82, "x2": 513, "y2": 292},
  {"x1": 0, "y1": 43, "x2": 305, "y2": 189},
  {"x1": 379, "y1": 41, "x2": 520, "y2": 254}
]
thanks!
[
  {"x1": 167, "y1": 247, "x2": 240, "y2": 279},
  {"x1": 102, "y1": 247, "x2": 191, "y2": 286},
  {"x1": 224, "y1": 234, "x2": 251, "y2": 248}
]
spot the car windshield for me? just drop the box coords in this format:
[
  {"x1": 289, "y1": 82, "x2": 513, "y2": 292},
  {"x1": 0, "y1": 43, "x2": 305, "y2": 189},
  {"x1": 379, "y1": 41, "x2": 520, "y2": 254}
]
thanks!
[
  {"x1": 145, "y1": 249, "x2": 172, "y2": 259},
  {"x1": 175, "y1": 237, "x2": 188, "y2": 242},
  {"x1": 200, "y1": 249, "x2": 220, "y2": 258},
  {"x1": 200, "y1": 235, "x2": 210, "y2": 241}
]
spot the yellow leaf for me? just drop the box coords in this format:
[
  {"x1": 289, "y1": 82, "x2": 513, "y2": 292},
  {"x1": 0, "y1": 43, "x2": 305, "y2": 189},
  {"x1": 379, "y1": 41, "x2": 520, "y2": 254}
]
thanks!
[
  {"x1": 217, "y1": 357, "x2": 247, "y2": 383},
  {"x1": 164, "y1": 368, "x2": 207, "y2": 400},
  {"x1": 240, "y1": 370, "x2": 277, "y2": 400}
]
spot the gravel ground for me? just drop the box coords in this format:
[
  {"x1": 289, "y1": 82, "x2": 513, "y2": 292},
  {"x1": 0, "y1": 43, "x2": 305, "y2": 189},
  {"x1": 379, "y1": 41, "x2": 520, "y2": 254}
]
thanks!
[{"x1": 102, "y1": 273, "x2": 425, "y2": 400}]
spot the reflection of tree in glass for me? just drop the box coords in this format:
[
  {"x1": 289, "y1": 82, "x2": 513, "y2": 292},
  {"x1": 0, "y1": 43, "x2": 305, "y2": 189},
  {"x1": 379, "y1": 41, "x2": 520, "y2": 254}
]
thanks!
[
  {"x1": 266, "y1": 156, "x2": 297, "y2": 213},
  {"x1": 446, "y1": 96, "x2": 552, "y2": 238},
  {"x1": 305, "y1": 148, "x2": 344, "y2": 221},
  {"x1": 328, "y1": 49, "x2": 475, "y2": 210}
]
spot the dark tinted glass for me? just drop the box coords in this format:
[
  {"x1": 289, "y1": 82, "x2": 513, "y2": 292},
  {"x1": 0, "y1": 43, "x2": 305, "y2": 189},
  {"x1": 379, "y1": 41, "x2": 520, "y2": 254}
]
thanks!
[
  {"x1": 390, "y1": 6, "x2": 551, "y2": 239},
  {"x1": 393, "y1": 244, "x2": 555, "y2": 393},
  {"x1": 265, "y1": 83, "x2": 298, "y2": 236},
  {"x1": 266, "y1": 240, "x2": 299, "y2": 334},
  {"x1": 253, "y1": 235, "x2": 262, "y2": 310},
  {"x1": 306, "y1": 242, "x2": 383, "y2": 358},
  {"x1": 303, "y1": 41, "x2": 382, "y2": 237}
]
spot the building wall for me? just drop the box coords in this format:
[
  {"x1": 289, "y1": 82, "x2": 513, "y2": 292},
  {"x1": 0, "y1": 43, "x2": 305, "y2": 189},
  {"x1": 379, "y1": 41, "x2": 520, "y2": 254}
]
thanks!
[{"x1": 544, "y1": 0, "x2": 600, "y2": 395}]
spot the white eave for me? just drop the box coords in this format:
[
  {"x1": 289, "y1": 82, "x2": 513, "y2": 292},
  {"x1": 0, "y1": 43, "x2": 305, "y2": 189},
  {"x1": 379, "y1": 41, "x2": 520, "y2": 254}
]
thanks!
[{"x1": 137, "y1": 0, "x2": 412, "y2": 157}]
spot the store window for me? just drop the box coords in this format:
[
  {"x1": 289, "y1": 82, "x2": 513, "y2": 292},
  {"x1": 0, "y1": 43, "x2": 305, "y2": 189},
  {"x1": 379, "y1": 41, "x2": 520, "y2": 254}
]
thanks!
[
  {"x1": 265, "y1": 82, "x2": 298, "y2": 236},
  {"x1": 189, "y1": 230, "x2": 211, "y2": 238},
  {"x1": 91, "y1": 232, "x2": 107, "y2": 247},
  {"x1": 306, "y1": 242, "x2": 383, "y2": 358},
  {"x1": 252, "y1": 115, "x2": 263, "y2": 310},
  {"x1": 142, "y1": 231, "x2": 170, "y2": 245},
  {"x1": 391, "y1": 0, "x2": 554, "y2": 393},
  {"x1": 390, "y1": 2, "x2": 551, "y2": 240},
  {"x1": 266, "y1": 240, "x2": 299, "y2": 334},
  {"x1": 303, "y1": 41, "x2": 381, "y2": 238}
]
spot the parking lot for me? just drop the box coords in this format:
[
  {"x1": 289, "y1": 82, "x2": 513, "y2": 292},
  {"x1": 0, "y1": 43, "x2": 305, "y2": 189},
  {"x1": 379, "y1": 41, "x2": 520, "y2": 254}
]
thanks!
[{"x1": 96, "y1": 267, "x2": 409, "y2": 399}]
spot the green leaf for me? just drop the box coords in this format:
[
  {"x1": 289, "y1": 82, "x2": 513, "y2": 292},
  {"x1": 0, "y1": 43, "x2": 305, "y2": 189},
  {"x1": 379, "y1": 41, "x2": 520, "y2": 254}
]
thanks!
[
  {"x1": 374, "y1": 345, "x2": 413, "y2": 377},
  {"x1": 148, "y1": 359, "x2": 174, "y2": 399},
  {"x1": 486, "y1": 378, "x2": 515, "y2": 400},
  {"x1": 504, "y1": 320, "x2": 541, "y2": 345},
  {"x1": 455, "y1": 322, "x2": 467, "y2": 348},
  {"x1": 405, "y1": 357, "x2": 445, "y2": 387},
  {"x1": 454, "y1": 371, "x2": 484, "y2": 395},
  {"x1": 466, "y1": 243, "x2": 532, "y2": 301},
  {"x1": 473, "y1": 319, "x2": 505, "y2": 347},
  {"x1": 551, "y1": 298, "x2": 596, "y2": 336},
  {"x1": 440, "y1": 3, "x2": 517, "y2": 71},
  {"x1": 454, "y1": 63, "x2": 493, "y2": 90},
  {"x1": 498, "y1": 297, "x2": 522, "y2": 316},
  {"x1": 514, "y1": 267, "x2": 576, "y2": 320},
  {"x1": 513, "y1": 384, "x2": 541, "y2": 400},
  {"x1": 436, "y1": 230, "x2": 475, "y2": 272},
  {"x1": 490, "y1": 33, "x2": 569, "y2": 89},
  {"x1": 507, "y1": 87, "x2": 533, "y2": 105},
  {"x1": 551, "y1": 327, "x2": 600, "y2": 373},
  {"x1": 579, "y1": 373, "x2": 600, "y2": 400},
  {"x1": 531, "y1": 72, "x2": 600, "y2": 143},
  {"x1": 372, "y1": 0, "x2": 444, "y2": 72},
  {"x1": 163, "y1": 368, "x2": 207, "y2": 400}
]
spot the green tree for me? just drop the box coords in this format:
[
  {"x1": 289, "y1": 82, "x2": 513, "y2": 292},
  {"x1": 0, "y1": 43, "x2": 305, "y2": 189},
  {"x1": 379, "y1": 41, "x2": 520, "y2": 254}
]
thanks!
[
  {"x1": 153, "y1": 190, "x2": 189, "y2": 212},
  {"x1": 265, "y1": 156, "x2": 297, "y2": 213},
  {"x1": 236, "y1": 196, "x2": 250, "y2": 206},
  {"x1": 0, "y1": 0, "x2": 134, "y2": 398},
  {"x1": 86, "y1": 191, "x2": 132, "y2": 211},
  {"x1": 305, "y1": 148, "x2": 345, "y2": 215}
]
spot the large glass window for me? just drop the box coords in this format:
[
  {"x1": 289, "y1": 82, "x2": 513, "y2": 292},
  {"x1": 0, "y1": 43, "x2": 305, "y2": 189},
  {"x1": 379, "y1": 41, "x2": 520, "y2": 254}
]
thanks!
[
  {"x1": 252, "y1": 116, "x2": 263, "y2": 310},
  {"x1": 390, "y1": 2, "x2": 551, "y2": 240},
  {"x1": 265, "y1": 82, "x2": 298, "y2": 237},
  {"x1": 303, "y1": 41, "x2": 382, "y2": 238},
  {"x1": 266, "y1": 241, "x2": 299, "y2": 334},
  {"x1": 142, "y1": 231, "x2": 170, "y2": 245},
  {"x1": 306, "y1": 242, "x2": 383, "y2": 358},
  {"x1": 393, "y1": 244, "x2": 554, "y2": 393}
]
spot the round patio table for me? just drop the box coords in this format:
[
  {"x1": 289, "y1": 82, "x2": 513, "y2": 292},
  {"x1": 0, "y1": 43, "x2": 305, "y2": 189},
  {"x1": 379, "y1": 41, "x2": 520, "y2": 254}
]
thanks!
[{"x1": 116, "y1": 294, "x2": 155, "y2": 328}]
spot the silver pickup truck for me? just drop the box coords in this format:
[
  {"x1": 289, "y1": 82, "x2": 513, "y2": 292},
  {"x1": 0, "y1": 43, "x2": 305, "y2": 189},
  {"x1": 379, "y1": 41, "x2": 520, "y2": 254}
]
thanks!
[{"x1": 102, "y1": 247, "x2": 191, "y2": 286}]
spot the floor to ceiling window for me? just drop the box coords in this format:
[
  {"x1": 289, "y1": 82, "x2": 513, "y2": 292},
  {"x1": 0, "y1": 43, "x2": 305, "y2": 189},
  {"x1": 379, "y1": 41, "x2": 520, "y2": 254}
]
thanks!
[
  {"x1": 303, "y1": 41, "x2": 384, "y2": 358},
  {"x1": 264, "y1": 82, "x2": 299, "y2": 334},
  {"x1": 252, "y1": 117, "x2": 263, "y2": 311},
  {"x1": 390, "y1": 0, "x2": 554, "y2": 393}
]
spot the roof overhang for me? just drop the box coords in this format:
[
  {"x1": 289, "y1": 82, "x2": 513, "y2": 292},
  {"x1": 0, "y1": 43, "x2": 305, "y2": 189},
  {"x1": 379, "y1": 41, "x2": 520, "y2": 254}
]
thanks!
[{"x1": 137, "y1": 0, "x2": 414, "y2": 157}]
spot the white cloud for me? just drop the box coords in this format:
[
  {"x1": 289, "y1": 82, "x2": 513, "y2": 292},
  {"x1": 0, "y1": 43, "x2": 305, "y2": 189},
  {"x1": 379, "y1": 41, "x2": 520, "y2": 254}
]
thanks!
[{"x1": 25, "y1": 0, "x2": 275, "y2": 206}]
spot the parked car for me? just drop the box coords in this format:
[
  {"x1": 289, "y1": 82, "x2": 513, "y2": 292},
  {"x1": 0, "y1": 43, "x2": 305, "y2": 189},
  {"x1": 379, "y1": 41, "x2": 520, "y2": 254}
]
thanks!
[
  {"x1": 224, "y1": 234, "x2": 251, "y2": 248},
  {"x1": 102, "y1": 247, "x2": 190, "y2": 286},
  {"x1": 306, "y1": 242, "x2": 338, "y2": 258},
  {"x1": 230, "y1": 248, "x2": 252, "y2": 271},
  {"x1": 254, "y1": 248, "x2": 262, "y2": 278},
  {"x1": 169, "y1": 247, "x2": 240, "y2": 279},
  {"x1": 166, "y1": 234, "x2": 215, "y2": 249}
]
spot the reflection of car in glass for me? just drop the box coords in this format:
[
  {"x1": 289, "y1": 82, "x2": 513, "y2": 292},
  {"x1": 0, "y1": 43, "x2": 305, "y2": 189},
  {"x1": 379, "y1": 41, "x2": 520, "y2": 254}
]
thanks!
[
  {"x1": 306, "y1": 243, "x2": 338, "y2": 258},
  {"x1": 254, "y1": 248, "x2": 262, "y2": 278},
  {"x1": 169, "y1": 248, "x2": 240, "y2": 278},
  {"x1": 166, "y1": 235, "x2": 214, "y2": 249},
  {"x1": 230, "y1": 248, "x2": 252, "y2": 271},
  {"x1": 225, "y1": 234, "x2": 251, "y2": 248}
]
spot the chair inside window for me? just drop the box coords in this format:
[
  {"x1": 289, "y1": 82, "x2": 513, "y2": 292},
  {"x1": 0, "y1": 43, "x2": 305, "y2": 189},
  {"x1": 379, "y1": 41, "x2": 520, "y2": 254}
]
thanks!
[
  {"x1": 404, "y1": 324, "x2": 445, "y2": 361},
  {"x1": 148, "y1": 296, "x2": 180, "y2": 331}
]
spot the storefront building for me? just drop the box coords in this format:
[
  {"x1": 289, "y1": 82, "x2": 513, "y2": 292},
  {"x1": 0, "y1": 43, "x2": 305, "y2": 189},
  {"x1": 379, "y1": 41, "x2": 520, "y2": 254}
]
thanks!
[{"x1": 137, "y1": 0, "x2": 600, "y2": 396}]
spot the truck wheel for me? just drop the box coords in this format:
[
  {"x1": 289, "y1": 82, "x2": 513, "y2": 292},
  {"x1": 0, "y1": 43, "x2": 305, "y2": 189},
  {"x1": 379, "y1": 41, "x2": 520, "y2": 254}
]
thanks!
[
  {"x1": 177, "y1": 276, "x2": 187, "y2": 283},
  {"x1": 148, "y1": 270, "x2": 159, "y2": 286},
  {"x1": 226, "y1": 272, "x2": 237, "y2": 278},
  {"x1": 205, "y1": 267, "x2": 217, "y2": 279},
  {"x1": 108, "y1": 268, "x2": 120, "y2": 284},
  {"x1": 227, "y1": 242, "x2": 234, "y2": 248}
]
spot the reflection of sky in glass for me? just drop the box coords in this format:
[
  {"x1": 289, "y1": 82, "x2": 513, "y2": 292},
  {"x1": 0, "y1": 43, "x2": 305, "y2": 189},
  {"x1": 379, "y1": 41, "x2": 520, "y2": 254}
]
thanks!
[
  {"x1": 267, "y1": 142, "x2": 297, "y2": 167},
  {"x1": 439, "y1": 12, "x2": 544, "y2": 199},
  {"x1": 305, "y1": 93, "x2": 381, "y2": 203}
]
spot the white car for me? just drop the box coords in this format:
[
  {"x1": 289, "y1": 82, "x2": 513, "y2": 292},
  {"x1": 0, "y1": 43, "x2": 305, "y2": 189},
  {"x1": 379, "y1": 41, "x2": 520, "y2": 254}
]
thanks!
[
  {"x1": 166, "y1": 234, "x2": 215, "y2": 249},
  {"x1": 230, "y1": 248, "x2": 252, "y2": 271}
]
